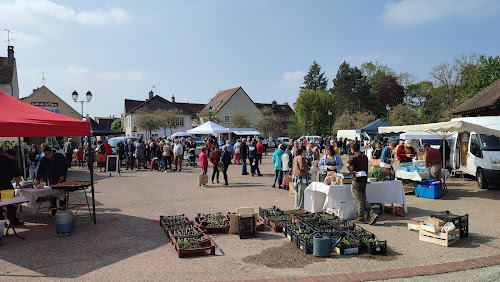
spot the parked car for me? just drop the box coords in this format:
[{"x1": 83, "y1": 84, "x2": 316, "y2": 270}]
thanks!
[
  {"x1": 274, "y1": 137, "x2": 290, "y2": 147},
  {"x1": 108, "y1": 136, "x2": 139, "y2": 153},
  {"x1": 192, "y1": 136, "x2": 205, "y2": 147},
  {"x1": 297, "y1": 135, "x2": 321, "y2": 147}
]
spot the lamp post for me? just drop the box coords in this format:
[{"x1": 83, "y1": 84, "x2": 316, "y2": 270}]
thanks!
[
  {"x1": 328, "y1": 109, "x2": 332, "y2": 136},
  {"x1": 72, "y1": 90, "x2": 92, "y2": 146},
  {"x1": 385, "y1": 104, "x2": 391, "y2": 121},
  {"x1": 209, "y1": 106, "x2": 212, "y2": 122}
]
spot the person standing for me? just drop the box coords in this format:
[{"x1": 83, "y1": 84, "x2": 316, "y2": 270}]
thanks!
[
  {"x1": 199, "y1": 146, "x2": 208, "y2": 179},
  {"x1": 281, "y1": 145, "x2": 293, "y2": 190},
  {"x1": 292, "y1": 146, "x2": 309, "y2": 209},
  {"x1": 0, "y1": 149, "x2": 23, "y2": 225},
  {"x1": 124, "y1": 139, "x2": 135, "y2": 170},
  {"x1": 346, "y1": 143, "x2": 377, "y2": 225},
  {"x1": 240, "y1": 138, "x2": 249, "y2": 175},
  {"x1": 63, "y1": 138, "x2": 75, "y2": 168},
  {"x1": 28, "y1": 144, "x2": 39, "y2": 180},
  {"x1": 210, "y1": 146, "x2": 221, "y2": 184},
  {"x1": 256, "y1": 139, "x2": 264, "y2": 164},
  {"x1": 162, "y1": 141, "x2": 173, "y2": 172},
  {"x1": 76, "y1": 147, "x2": 85, "y2": 168},
  {"x1": 248, "y1": 140, "x2": 261, "y2": 176},
  {"x1": 318, "y1": 145, "x2": 343, "y2": 182},
  {"x1": 96, "y1": 141, "x2": 107, "y2": 172},
  {"x1": 424, "y1": 144, "x2": 443, "y2": 180},
  {"x1": 234, "y1": 139, "x2": 241, "y2": 164},
  {"x1": 381, "y1": 141, "x2": 396, "y2": 173},
  {"x1": 173, "y1": 139, "x2": 184, "y2": 171},
  {"x1": 135, "y1": 139, "x2": 147, "y2": 169},
  {"x1": 36, "y1": 147, "x2": 68, "y2": 215},
  {"x1": 396, "y1": 140, "x2": 415, "y2": 163},
  {"x1": 221, "y1": 145, "x2": 232, "y2": 185},
  {"x1": 291, "y1": 140, "x2": 299, "y2": 158},
  {"x1": 272, "y1": 145, "x2": 285, "y2": 188}
]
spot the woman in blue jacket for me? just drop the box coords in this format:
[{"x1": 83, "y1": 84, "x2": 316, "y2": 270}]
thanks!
[
  {"x1": 271, "y1": 145, "x2": 285, "y2": 188},
  {"x1": 318, "y1": 145, "x2": 343, "y2": 182}
]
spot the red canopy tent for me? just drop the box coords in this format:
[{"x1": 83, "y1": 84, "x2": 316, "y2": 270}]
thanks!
[{"x1": 0, "y1": 90, "x2": 97, "y2": 224}]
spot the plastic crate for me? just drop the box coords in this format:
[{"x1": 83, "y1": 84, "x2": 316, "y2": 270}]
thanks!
[
  {"x1": 362, "y1": 240, "x2": 387, "y2": 255},
  {"x1": 238, "y1": 215, "x2": 256, "y2": 239},
  {"x1": 415, "y1": 180, "x2": 442, "y2": 199},
  {"x1": 198, "y1": 222, "x2": 230, "y2": 234},
  {"x1": 431, "y1": 211, "x2": 469, "y2": 238},
  {"x1": 168, "y1": 227, "x2": 204, "y2": 241},
  {"x1": 174, "y1": 239, "x2": 216, "y2": 258},
  {"x1": 298, "y1": 236, "x2": 312, "y2": 254}
]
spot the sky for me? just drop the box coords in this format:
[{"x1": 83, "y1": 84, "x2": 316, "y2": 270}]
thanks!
[{"x1": 1, "y1": 0, "x2": 500, "y2": 118}]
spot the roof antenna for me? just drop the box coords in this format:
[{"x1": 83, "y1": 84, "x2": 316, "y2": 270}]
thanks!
[
  {"x1": 36, "y1": 72, "x2": 52, "y2": 86},
  {"x1": 4, "y1": 29, "x2": 14, "y2": 45}
]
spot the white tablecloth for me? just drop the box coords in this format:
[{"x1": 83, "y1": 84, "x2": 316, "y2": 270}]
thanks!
[
  {"x1": 304, "y1": 180, "x2": 407, "y2": 213},
  {"x1": 395, "y1": 170, "x2": 430, "y2": 182},
  {"x1": 15, "y1": 187, "x2": 60, "y2": 208}
]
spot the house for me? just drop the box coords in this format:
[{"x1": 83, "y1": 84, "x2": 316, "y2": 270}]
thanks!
[
  {"x1": 94, "y1": 116, "x2": 118, "y2": 131},
  {"x1": 0, "y1": 46, "x2": 19, "y2": 98},
  {"x1": 21, "y1": 85, "x2": 82, "y2": 146},
  {"x1": 201, "y1": 87, "x2": 261, "y2": 127},
  {"x1": 123, "y1": 91, "x2": 195, "y2": 138},
  {"x1": 255, "y1": 101, "x2": 294, "y2": 137},
  {"x1": 452, "y1": 78, "x2": 500, "y2": 116}
]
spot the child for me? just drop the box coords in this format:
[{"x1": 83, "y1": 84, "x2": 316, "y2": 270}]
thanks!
[{"x1": 76, "y1": 147, "x2": 84, "y2": 167}]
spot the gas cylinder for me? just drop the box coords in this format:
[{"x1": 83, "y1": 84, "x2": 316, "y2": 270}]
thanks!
[{"x1": 55, "y1": 210, "x2": 74, "y2": 236}]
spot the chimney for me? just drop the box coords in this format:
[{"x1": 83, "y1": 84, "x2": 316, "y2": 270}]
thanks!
[
  {"x1": 271, "y1": 100, "x2": 277, "y2": 109},
  {"x1": 8, "y1": 46, "x2": 14, "y2": 67},
  {"x1": 284, "y1": 101, "x2": 288, "y2": 105},
  {"x1": 149, "y1": 90, "x2": 154, "y2": 100},
  {"x1": 171, "y1": 94, "x2": 175, "y2": 103}
]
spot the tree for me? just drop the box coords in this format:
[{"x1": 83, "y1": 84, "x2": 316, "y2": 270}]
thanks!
[
  {"x1": 420, "y1": 86, "x2": 452, "y2": 123},
  {"x1": 470, "y1": 55, "x2": 500, "y2": 94},
  {"x1": 256, "y1": 108, "x2": 282, "y2": 139},
  {"x1": 157, "y1": 108, "x2": 185, "y2": 136},
  {"x1": 293, "y1": 89, "x2": 336, "y2": 135},
  {"x1": 196, "y1": 110, "x2": 221, "y2": 125},
  {"x1": 135, "y1": 109, "x2": 162, "y2": 140},
  {"x1": 360, "y1": 61, "x2": 396, "y2": 83},
  {"x1": 331, "y1": 61, "x2": 372, "y2": 115},
  {"x1": 111, "y1": 118, "x2": 123, "y2": 132},
  {"x1": 333, "y1": 110, "x2": 376, "y2": 133},
  {"x1": 388, "y1": 104, "x2": 420, "y2": 126},
  {"x1": 405, "y1": 80, "x2": 433, "y2": 108},
  {"x1": 287, "y1": 114, "x2": 301, "y2": 138},
  {"x1": 373, "y1": 75, "x2": 405, "y2": 107},
  {"x1": 301, "y1": 61, "x2": 328, "y2": 91},
  {"x1": 230, "y1": 111, "x2": 252, "y2": 128}
]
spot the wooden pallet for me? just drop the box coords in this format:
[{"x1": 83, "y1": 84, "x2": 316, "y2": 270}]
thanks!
[{"x1": 419, "y1": 229, "x2": 460, "y2": 247}]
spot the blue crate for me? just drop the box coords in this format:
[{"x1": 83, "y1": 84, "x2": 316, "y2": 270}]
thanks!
[
  {"x1": 415, "y1": 166, "x2": 427, "y2": 172},
  {"x1": 415, "y1": 180, "x2": 442, "y2": 199}
]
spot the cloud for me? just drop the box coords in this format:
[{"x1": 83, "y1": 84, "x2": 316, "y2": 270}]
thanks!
[
  {"x1": 64, "y1": 66, "x2": 144, "y2": 81},
  {"x1": 0, "y1": 0, "x2": 131, "y2": 32},
  {"x1": 381, "y1": 0, "x2": 497, "y2": 26},
  {"x1": 280, "y1": 70, "x2": 306, "y2": 89}
]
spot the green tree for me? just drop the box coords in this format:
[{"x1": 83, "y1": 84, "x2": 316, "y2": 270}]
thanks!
[
  {"x1": 405, "y1": 80, "x2": 433, "y2": 108},
  {"x1": 388, "y1": 104, "x2": 420, "y2": 126},
  {"x1": 196, "y1": 110, "x2": 221, "y2": 125},
  {"x1": 360, "y1": 61, "x2": 396, "y2": 83},
  {"x1": 331, "y1": 61, "x2": 372, "y2": 115},
  {"x1": 156, "y1": 108, "x2": 185, "y2": 136},
  {"x1": 287, "y1": 114, "x2": 301, "y2": 137},
  {"x1": 333, "y1": 110, "x2": 376, "y2": 133},
  {"x1": 135, "y1": 109, "x2": 162, "y2": 140},
  {"x1": 293, "y1": 89, "x2": 336, "y2": 135},
  {"x1": 301, "y1": 61, "x2": 328, "y2": 91},
  {"x1": 470, "y1": 55, "x2": 500, "y2": 94},
  {"x1": 256, "y1": 108, "x2": 282, "y2": 139},
  {"x1": 111, "y1": 118, "x2": 123, "y2": 132},
  {"x1": 421, "y1": 86, "x2": 452, "y2": 123},
  {"x1": 230, "y1": 111, "x2": 252, "y2": 128}
]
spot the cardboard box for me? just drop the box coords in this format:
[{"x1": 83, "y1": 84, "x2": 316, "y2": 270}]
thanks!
[
  {"x1": 336, "y1": 177, "x2": 352, "y2": 185},
  {"x1": 407, "y1": 222, "x2": 422, "y2": 231},
  {"x1": 420, "y1": 223, "x2": 442, "y2": 233},
  {"x1": 229, "y1": 211, "x2": 258, "y2": 234},
  {"x1": 424, "y1": 217, "x2": 445, "y2": 227}
]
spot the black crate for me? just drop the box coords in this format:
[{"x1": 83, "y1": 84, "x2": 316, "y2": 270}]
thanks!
[
  {"x1": 238, "y1": 215, "x2": 256, "y2": 239},
  {"x1": 363, "y1": 240, "x2": 387, "y2": 255},
  {"x1": 431, "y1": 211, "x2": 469, "y2": 238},
  {"x1": 298, "y1": 236, "x2": 312, "y2": 254}
]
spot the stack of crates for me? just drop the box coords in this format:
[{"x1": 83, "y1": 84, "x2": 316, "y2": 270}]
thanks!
[{"x1": 431, "y1": 211, "x2": 469, "y2": 238}]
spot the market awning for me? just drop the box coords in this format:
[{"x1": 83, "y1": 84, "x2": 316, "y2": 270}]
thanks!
[
  {"x1": 360, "y1": 119, "x2": 393, "y2": 135},
  {"x1": 187, "y1": 121, "x2": 232, "y2": 134},
  {"x1": 231, "y1": 130, "x2": 262, "y2": 136},
  {"x1": 379, "y1": 120, "x2": 500, "y2": 138}
]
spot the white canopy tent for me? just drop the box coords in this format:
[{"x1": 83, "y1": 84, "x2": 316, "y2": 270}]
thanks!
[
  {"x1": 400, "y1": 131, "x2": 449, "y2": 140},
  {"x1": 380, "y1": 120, "x2": 500, "y2": 194},
  {"x1": 170, "y1": 131, "x2": 191, "y2": 138},
  {"x1": 187, "y1": 121, "x2": 232, "y2": 134}
]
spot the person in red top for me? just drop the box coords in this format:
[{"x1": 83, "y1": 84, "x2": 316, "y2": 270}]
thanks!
[
  {"x1": 199, "y1": 146, "x2": 208, "y2": 176},
  {"x1": 209, "y1": 146, "x2": 221, "y2": 184},
  {"x1": 104, "y1": 140, "x2": 113, "y2": 155},
  {"x1": 302, "y1": 136, "x2": 307, "y2": 147},
  {"x1": 76, "y1": 147, "x2": 84, "y2": 167},
  {"x1": 424, "y1": 144, "x2": 442, "y2": 180},
  {"x1": 396, "y1": 140, "x2": 415, "y2": 163},
  {"x1": 256, "y1": 139, "x2": 264, "y2": 164},
  {"x1": 206, "y1": 138, "x2": 211, "y2": 153}
]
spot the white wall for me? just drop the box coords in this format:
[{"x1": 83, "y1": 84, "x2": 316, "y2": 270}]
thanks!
[{"x1": 217, "y1": 88, "x2": 261, "y2": 128}]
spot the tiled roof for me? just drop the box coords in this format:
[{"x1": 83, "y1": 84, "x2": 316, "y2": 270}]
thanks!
[
  {"x1": 201, "y1": 86, "x2": 242, "y2": 113},
  {"x1": 452, "y1": 78, "x2": 500, "y2": 115},
  {"x1": 127, "y1": 95, "x2": 190, "y2": 115},
  {"x1": 255, "y1": 102, "x2": 294, "y2": 118},
  {"x1": 125, "y1": 99, "x2": 145, "y2": 114},
  {"x1": 175, "y1": 102, "x2": 206, "y2": 116},
  {"x1": 0, "y1": 57, "x2": 14, "y2": 84}
]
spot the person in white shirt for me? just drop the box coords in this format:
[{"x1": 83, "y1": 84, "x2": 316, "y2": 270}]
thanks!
[
  {"x1": 234, "y1": 139, "x2": 241, "y2": 164},
  {"x1": 173, "y1": 139, "x2": 184, "y2": 171}
]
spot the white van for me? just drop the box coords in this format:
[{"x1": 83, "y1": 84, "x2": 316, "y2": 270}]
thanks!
[{"x1": 449, "y1": 116, "x2": 500, "y2": 189}]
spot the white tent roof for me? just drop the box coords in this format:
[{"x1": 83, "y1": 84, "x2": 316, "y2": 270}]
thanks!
[
  {"x1": 400, "y1": 131, "x2": 452, "y2": 140},
  {"x1": 187, "y1": 121, "x2": 232, "y2": 134},
  {"x1": 379, "y1": 120, "x2": 500, "y2": 138},
  {"x1": 170, "y1": 131, "x2": 191, "y2": 138}
]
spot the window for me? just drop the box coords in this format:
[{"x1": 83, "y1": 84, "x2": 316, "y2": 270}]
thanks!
[
  {"x1": 151, "y1": 133, "x2": 158, "y2": 138},
  {"x1": 224, "y1": 116, "x2": 230, "y2": 123},
  {"x1": 176, "y1": 117, "x2": 185, "y2": 127},
  {"x1": 215, "y1": 100, "x2": 223, "y2": 107}
]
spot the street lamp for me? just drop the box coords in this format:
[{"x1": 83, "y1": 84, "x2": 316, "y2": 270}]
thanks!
[
  {"x1": 328, "y1": 109, "x2": 332, "y2": 136},
  {"x1": 72, "y1": 90, "x2": 92, "y2": 146},
  {"x1": 385, "y1": 104, "x2": 391, "y2": 121},
  {"x1": 209, "y1": 106, "x2": 212, "y2": 121}
]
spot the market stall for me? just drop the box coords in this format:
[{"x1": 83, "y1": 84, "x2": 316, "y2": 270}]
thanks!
[
  {"x1": 304, "y1": 180, "x2": 407, "y2": 213},
  {"x1": 0, "y1": 91, "x2": 95, "y2": 224}
]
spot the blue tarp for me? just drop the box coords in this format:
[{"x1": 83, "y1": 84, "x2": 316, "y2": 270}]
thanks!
[{"x1": 360, "y1": 119, "x2": 393, "y2": 135}]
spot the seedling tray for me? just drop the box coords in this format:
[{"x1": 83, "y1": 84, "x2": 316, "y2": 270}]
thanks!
[
  {"x1": 174, "y1": 239, "x2": 216, "y2": 258},
  {"x1": 363, "y1": 240, "x2": 387, "y2": 255},
  {"x1": 334, "y1": 236, "x2": 361, "y2": 255},
  {"x1": 168, "y1": 227, "x2": 204, "y2": 241},
  {"x1": 173, "y1": 233, "x2": 212, "y2": 245},
  {"x1": 198, "y1": 221, "x2": 230, "y2": 234}
]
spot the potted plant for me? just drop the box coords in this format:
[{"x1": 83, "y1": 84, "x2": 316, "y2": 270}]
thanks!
[{"x1": 369, "y1": 167, "x2": 387, "y2": 182}]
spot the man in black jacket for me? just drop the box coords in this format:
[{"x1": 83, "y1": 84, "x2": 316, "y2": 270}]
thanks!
[
  {"x1": 240, "y1": 138, "x2": 249, "y2": 175},
  {"x1": 36, "y1": 147, "x2": 68, "y2": 214},
  {"x1": 0, "y1": 149, "x2": 24, "y2": 225}
]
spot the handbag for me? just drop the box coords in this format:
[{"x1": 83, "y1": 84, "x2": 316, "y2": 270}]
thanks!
[
  {"x1": 199, "y1": 174, "x2": 208, "y2": 185},
  {"x1": 371, "y1": 158, "x2": 381, "y2": 167},
  {"x1": 217, "y1": 161, "x2": 224, "y2": 172},
  {"x1": 323, "y1": 171, "x2": 337, "y2": 185},
  {"x1": 282, "y1": 172, "x2": 291, "y2": 187},
  {"x1": 97, "y1": 153, "x2": 107, "y2": 163}
]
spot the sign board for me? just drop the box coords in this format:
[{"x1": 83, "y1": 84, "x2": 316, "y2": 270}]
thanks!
[
  {"x1": 106, "y1": 155, "x2": 120, "y2": 176},
  {"x1": 31, "y1": 102, "x2": 58, "y2": 107}
]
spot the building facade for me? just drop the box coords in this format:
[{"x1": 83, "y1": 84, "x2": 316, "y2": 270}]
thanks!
[{"x1": 0, "y1": 46, "x2": 19, "y2": 99}]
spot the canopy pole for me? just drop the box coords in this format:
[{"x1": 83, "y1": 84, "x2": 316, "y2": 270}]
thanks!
[
  {"x1": 18, "y1": 137, "x2": 26, "y2": 180},
  {"x1": 442, "y1": 137, "x2": 449, "y2": 195},
  {"x1": 88, "y1": 136, "x2": 96, "y2": 224}
]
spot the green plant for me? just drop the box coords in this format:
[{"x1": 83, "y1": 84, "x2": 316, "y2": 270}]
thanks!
[{"x1": 369, "y1": 167, "x2": 387, "y2": 182}]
